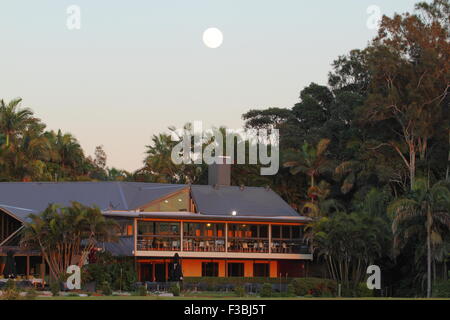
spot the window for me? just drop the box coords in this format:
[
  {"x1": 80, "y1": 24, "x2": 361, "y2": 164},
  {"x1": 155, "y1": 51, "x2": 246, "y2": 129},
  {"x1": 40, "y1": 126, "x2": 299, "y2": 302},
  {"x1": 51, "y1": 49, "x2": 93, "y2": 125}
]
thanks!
[
  {"x1": 227, "y1": 263, "x2": 244, "y2": 277},
  {"x1": 115, "y1": 219, "x2": 133, "y2": 236},
  {"x1": 183, "y1": 222, "x2": 225, "y2": 237},
  {"x1": 272, "y1": 225, "x2": 280, "y2": 238},
  {"x1": 270, "y1": 224, "x2": 306, "y2": 254},
  {"x1": 282, "y1": 226, "x2": 291, "y2": 238},
  {"x1": 183, "y1": 222, "x2": 225, "y2": 252},
  {"x1": 254, "y1": 263, "x2": 270, "y2": 277},
  {"x1": 141, "y1": 190, "x2": 190, "y2": 212},
  {"x1": 202, "y1": 262, "x2": 219, "y2": 277},
  {"x1": 138, "y1": 221, "x2": 179, "y2": 236},
  {"x1": 292, "y1": 226, "x2": 301, "y2": 239},
  {"x1": 259, "y1": 225, "x2": 268, "y2": 238}
]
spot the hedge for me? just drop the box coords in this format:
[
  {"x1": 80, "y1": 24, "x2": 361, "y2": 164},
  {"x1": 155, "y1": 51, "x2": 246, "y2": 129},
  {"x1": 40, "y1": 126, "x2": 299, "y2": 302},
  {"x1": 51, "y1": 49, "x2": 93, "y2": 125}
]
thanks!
[
  {"x1": 433, "y1": 280, "x2": 450, "y2": 298},
  {"x1": 182, "y1": 277, "x2": 337, "y2": 296},
  {"x1": 290, "y1": 277, "x2": 337, "y2": 297}
]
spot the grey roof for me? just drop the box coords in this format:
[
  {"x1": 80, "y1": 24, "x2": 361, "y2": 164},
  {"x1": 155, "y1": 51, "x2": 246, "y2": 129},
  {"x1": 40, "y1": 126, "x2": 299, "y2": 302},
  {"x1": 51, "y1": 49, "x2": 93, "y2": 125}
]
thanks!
[
  {"x1": 0, "y1": 182, "x2": 186, "y2": 222},
  {"x1": 190, "y1": 185, "x2": 300, "y2": 217},
  {"x1": 98, "y1": 236, "x2": 134, "y2": 256},
  {"x1": 0, "y1": 182, "x2": 300, "y2": 222}
]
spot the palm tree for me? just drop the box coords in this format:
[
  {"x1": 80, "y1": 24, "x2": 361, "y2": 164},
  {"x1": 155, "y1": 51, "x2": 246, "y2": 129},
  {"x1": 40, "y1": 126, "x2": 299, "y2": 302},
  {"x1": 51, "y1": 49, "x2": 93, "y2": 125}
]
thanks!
[
  {"x1": 21, "y1": 202, "x2": 118, "y2": 281},
  {"x1": 143, "y1": 133, "x2": 179, "y2": 183},
  {"x1": 302, "y1": 180, "x2": 343, "y2": 218},
  {"x1": 0, "y1": 98, "x2": 35, "y2": 148},
  {"x1": 45, "y1": 130, "x2": 85, "y2": 179},
  {"x1": 388, "y1": 178, "x2": 450, "y2": 297},
  {"x1": 284, "y1": 138, "x2": 333, "y2": 188}
]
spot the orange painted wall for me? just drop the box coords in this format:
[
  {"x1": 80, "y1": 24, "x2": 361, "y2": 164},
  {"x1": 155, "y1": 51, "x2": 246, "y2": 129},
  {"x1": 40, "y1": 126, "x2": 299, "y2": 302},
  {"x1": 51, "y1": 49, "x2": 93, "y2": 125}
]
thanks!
[
  {"x1": 182, "y1": 259, "x2": 203, "y2": 277},
  {"x1": 270, "y1": 261, "x2": 278, "y2": 278},
  {"x1": 182, "y1": 259, "x2": 227, "y2": 277},
  {"x1": 178, "y1": 259, "x2": 278, "y2": 278},
  {"x1": 137, "y1": 259, "x2": 280, "y2": 278}
]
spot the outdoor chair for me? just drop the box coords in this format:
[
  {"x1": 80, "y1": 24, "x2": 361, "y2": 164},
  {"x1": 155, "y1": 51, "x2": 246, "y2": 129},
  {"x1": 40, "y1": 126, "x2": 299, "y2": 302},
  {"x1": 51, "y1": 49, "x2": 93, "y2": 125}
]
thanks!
[
  {"x1": 271, "y1": 243, "x2": 278, "y2": 253},
  {"x1": 242, "y1": 242, "x2": 248, "y2": 252},
  {"x1": 258, "y1": 242, "x2": 264, "y2": 252},
  {"x1": 282, "y1": 242, "x2": 288, "y2": 253}
]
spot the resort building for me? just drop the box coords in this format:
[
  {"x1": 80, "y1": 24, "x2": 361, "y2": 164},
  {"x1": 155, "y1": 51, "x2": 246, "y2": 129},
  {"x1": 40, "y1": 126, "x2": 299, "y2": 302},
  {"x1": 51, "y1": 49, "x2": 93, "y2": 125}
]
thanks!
[{"x1": 0, "y1": 164, "x2": 312, "y2": 281}]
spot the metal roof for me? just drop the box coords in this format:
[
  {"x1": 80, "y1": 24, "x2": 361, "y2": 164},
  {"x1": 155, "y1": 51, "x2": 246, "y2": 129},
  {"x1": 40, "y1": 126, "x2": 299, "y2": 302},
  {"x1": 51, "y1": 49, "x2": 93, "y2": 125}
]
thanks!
[
  {"x1": 190, "y1": 185, "x2": 300, "y2": 217},
  {"x1": 0, "y1": 182, "x2": 186, "y2": 222},
  {"x1": 98, "y1": 236, "x2": 134, "y2": 256},
  {"x1": 0, "y1": 182, "x2": 302, "y2": 222}
]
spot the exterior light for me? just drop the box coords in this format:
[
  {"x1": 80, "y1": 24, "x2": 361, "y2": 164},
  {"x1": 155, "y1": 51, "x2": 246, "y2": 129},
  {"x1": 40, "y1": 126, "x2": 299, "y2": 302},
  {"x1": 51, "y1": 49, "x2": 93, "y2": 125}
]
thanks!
[
  {"x1": 178, "y1": 198, "x2": 182, "y2": 202},
  {"x1": 164, "y1": 200, "x2": 169, "y2": 203},
  {"x1": 231, "y1": 211, "x2": 237, "y2": 216},
  {"x1": 206, "y1": 223, "x2": 211, "y2": 227}
]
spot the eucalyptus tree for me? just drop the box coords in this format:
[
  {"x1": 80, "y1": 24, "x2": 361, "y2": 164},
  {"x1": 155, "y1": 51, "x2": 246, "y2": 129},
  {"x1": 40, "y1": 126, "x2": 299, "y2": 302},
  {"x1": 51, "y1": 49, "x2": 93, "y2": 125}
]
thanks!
[{"x1": 361, "y1": 0, "x2": 450, "y2": 190}]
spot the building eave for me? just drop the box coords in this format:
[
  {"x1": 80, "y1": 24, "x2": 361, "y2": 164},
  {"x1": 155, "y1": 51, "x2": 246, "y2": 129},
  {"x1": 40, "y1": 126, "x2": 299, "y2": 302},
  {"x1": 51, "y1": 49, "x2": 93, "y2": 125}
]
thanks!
[{"x1": 102, "y1": 210, "x2": 311, "y2": 223}]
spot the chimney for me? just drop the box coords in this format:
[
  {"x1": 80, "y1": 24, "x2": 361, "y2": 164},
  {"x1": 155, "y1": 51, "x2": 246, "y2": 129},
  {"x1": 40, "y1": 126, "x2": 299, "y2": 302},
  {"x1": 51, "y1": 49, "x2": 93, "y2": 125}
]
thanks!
[{"x1": 208, "y1": 156, "x2": 231, "y2": 186}]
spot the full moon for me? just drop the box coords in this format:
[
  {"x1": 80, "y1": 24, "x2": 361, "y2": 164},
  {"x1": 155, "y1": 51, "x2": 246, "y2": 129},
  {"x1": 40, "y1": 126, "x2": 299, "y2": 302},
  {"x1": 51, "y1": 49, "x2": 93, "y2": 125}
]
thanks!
[{"x1": 202, "y1": 27, "x2": 223, "y2": 49}]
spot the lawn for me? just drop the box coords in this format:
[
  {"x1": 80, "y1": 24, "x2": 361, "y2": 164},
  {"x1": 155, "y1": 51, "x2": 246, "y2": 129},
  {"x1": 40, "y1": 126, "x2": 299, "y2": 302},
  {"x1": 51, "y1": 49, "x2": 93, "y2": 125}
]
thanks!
[{"x1": 34, "y1": 295, "x2": 450, "y2": 300}]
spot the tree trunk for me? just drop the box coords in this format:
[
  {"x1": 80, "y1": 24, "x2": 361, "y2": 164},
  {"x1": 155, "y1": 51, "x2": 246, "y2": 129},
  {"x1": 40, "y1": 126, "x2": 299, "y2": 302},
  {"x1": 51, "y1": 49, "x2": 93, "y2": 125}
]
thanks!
[
  {"x1": 427, "y1": 208, "x2": 432, "y2": 298},
  {"x1": 409, "y1": 144, "x2": 416, "y2": 190},
  {"x1": 446, "y1": 129, "x2": 450, "y2": 181}
]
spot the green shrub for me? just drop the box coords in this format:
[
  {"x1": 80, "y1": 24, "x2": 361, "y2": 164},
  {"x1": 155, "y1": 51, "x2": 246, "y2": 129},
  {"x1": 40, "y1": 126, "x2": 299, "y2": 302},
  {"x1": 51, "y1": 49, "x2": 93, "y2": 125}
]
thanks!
[
  {"x1": 355, "y1": 282, "x2": 374, "y2": 298},
  {"x1": 433, "y1": 280, "x2": 450, "y2": 298},
  {"x1": 25, "y1": 288, "x2": 38, "y2": 300},
  {"x1": 291, "y1": 278, "x2": 336, "y2": 297},
  {"x1": 137, "y1": 285, "x2": 147, "y2": 296},
  {"x1": 67, "y1": 292, "x2": 80, "y2": 297},
  {"x1": 82, "y1": 252, "x2": 137, "y2": 291},
  {"x1": 234, "y1": 285, "x2": 245, "y2": 297},
  {"x1": 287, "y1": 284, "x2": 296, "y2": 297},
  {"x1": 170, "y1": 283, "x2": 181, "y2": 296},
  {"x1": 99, "y1": 281, "x2": 112, "y2": 296},
  {"x1": 50, "y1": 282, "x2": 60, "y2": 296},
  {"x1": 183, "y1": 277, "x2": 289, "y2": 291},
  {"x1": 0, "y1": 280, "x2": 21, "y2": 300},
  {"x1": 260, "y1": 283, "x2": 273, "y2": 297}
]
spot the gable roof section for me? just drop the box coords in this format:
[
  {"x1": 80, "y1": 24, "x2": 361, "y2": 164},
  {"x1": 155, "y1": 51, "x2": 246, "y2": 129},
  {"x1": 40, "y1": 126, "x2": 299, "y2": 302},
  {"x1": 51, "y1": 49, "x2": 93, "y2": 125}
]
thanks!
[
  {"x1": 190, "y1": 185, "x2": 299, "y2": 217},
  {"x1": 0, "y1": 182, "x2": 300, "y2": 221},
  {"x1": 0, "y1": 182, "x2": 186, "y2": 222}
]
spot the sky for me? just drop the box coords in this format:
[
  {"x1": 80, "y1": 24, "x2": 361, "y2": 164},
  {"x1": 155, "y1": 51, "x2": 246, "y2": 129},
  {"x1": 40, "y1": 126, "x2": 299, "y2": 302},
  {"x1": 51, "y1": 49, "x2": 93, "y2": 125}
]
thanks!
[{"x1": 0, "y1": 0, "x2": 419, "y2": 171}]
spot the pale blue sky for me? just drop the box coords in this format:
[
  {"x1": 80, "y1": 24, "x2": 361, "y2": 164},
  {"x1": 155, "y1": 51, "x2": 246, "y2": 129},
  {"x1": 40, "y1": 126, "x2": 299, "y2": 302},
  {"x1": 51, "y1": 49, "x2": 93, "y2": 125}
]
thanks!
[{"x1": 0, "y1": 0, "x2": 418, "y2": 171}]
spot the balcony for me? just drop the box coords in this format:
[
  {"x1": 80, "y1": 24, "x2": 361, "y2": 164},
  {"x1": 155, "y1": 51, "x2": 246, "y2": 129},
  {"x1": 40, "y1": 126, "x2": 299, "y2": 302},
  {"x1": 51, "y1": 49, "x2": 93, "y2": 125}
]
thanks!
[
  {"x1": 135, "y1": 220, "x2": 312, "y2": 260},
  {"x1": 137, "y1": 236, "x2": 181, "y2": 251}
]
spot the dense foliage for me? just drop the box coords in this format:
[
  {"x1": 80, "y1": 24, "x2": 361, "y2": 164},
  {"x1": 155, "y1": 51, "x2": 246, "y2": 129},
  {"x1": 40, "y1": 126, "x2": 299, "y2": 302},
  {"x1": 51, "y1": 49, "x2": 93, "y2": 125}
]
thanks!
[
  {"x1": 21, "y1": 203, "x2": 118, "y2": 280},
  {"x1": 82, "y1": 251, "x2": 137, "y2": 292}
]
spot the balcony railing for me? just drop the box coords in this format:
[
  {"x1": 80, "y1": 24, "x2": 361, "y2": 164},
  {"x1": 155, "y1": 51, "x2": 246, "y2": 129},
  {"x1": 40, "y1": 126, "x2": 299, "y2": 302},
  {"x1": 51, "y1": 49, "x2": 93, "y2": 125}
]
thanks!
[
  {"x1": 137, "y1": 235, "x2": 310, "y2": 254},
  {"x1": 227, "y1": 239, "x2": 269, "y2": 253},
  {"x1": 137, "y1": 236, "x2": 181, "y2": 251},
  {"x1": 183, "y1": 237, "x2": 225, "y2": 252},
  {"x1": 271, "y1": 240, "x2": 310, "y2": 254}
]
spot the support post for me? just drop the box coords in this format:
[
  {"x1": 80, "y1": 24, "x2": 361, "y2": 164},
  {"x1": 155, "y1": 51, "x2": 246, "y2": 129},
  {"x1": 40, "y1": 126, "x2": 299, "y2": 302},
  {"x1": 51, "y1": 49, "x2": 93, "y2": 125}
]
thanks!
[{"x1": 26, "y1": 255, "x2": 30, "y2": 278}]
